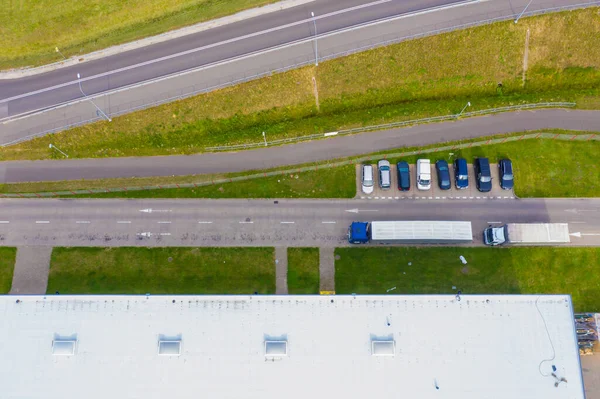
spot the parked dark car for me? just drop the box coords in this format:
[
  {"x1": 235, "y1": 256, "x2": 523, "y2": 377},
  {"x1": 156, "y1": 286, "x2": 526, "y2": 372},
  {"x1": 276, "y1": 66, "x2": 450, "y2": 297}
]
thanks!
[
  {"x1": 498, "y1": 159, "x2": 514, "y2": 190},
  {"x1": 474, "y1": 157, "x2": 492, "y2": 192},
  {"x1": 396, "y1": 161, "x2": 411, "y2": 191},
  {"x1": 435, "y1": 160, "x2": 451, "y2": 190},
  {"x1": 453, "y1": 158, "x2": 469, "y2": 189}
]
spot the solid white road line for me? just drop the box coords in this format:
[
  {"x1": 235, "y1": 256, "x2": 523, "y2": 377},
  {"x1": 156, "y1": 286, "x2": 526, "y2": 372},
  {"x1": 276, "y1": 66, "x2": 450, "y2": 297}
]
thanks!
[{"x1": 35, "y1": 221, "x2": 49, "y2": 224}]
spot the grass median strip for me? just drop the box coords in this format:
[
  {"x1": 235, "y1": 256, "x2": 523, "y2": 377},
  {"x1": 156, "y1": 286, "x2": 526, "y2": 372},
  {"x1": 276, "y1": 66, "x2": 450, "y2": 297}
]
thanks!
[
  {"x1": 1, "y1": 131, "x2": 598, "y2": 199},
  {"x1": 1, "y1": 0, "x2": 278, "y2": 70},
  {"x1": 47, "y1": 247, "x2": 276, "y2": 294},
  {"x1": 1, "y1": 8, "x2": 599, "y2": 161},
  {"x1": 287, "y1": 248, "x2": 320, "y2": 294},
  {"x1": 334, "y1": 247, "x2": 600, "y2": 312},
  {"x1": 0, "y1": 248, "x2": 17, "y2": 294}
]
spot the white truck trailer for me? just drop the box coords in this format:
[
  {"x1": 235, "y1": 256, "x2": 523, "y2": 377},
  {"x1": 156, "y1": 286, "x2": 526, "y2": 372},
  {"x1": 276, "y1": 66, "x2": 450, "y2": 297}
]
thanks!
[
  {"x1": 483, "y1": 223, "x2": 570, "y2": 246},
  {"x1": 348, "y1": 221, "x2": 473, "y2": 244}
]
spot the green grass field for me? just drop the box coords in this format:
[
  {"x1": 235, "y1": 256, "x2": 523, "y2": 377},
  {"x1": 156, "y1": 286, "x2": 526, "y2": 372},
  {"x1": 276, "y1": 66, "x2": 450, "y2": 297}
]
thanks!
[
  {"x1": 47, "y1": 247, "x2": 275, "y2": 294},
  {"x1": 0, "y1": 0, "x2": 277, "y2": 69},
  {"x1": 287, "y1": 248, "x2": 320, "y2": 294},
  {"x1": 1, "y1": 8, "x2": 599, "y2": 161},
  {"x1": 335, "y1": 247, "x2": 600, "y2": 312},
  {"x1": 0, "y1": 248, "x2": 17, "y2": 294}
]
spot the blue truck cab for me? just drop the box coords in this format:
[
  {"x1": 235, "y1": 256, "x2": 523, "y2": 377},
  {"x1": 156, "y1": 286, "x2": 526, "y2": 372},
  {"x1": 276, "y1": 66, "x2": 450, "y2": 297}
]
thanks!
[{"x1": 348, "y1": 222, "x2": 370, "y2": 244}]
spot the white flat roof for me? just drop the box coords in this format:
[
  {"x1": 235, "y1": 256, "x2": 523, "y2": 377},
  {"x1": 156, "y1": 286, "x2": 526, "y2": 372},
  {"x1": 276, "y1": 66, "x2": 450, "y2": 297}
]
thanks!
[{"x1": 0, "y1": 295, "x2": 584, "y2": 399}]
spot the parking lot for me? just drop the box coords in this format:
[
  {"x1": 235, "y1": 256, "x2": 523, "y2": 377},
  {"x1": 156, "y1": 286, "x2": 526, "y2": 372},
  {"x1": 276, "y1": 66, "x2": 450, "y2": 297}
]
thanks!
[{"x1": 355, "y1": 162, "x2": 515, "y2": 200}]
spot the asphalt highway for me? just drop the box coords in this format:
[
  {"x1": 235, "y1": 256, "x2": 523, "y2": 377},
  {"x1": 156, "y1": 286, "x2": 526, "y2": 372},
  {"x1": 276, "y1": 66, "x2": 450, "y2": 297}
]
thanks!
[
  {"x1": 1, "y1": 109, "x2": 598, "y2": 183},
  {"x1": 0, "y1": 198, "x2": 599, "y2": 247},
  {"x1": 1, "y1": 0, "x2": 596, "y2": 144},
  {"x1": 0, "y1": 0, "x2": 466, "y2": 115}
]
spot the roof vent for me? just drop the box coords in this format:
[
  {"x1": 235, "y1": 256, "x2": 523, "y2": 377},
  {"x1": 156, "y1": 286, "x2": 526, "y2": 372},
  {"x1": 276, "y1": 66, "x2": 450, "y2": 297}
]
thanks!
[
  {"x1": 265, "y1": 340, "x2": 287, "y2": 357},
  {"x1": 158, "y1": 340, "x2": 182, "y2": 356},
  {"x1": 371, "y1": 340, "x2": 395, "y2": 356},
  {"x1": 52, "y1": 339, "x2": 77, "y2": 356}
]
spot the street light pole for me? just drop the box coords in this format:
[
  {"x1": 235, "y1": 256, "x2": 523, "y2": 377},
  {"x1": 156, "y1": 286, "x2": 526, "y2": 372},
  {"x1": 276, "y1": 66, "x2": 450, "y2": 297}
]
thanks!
[
  {"x1": 55, "y1": 47, "x2": 66, "y2": 60},
  {"x1": 49, "y1": 144, "x2": 69, "y2": 158},
  {"x1": 514, "y1": 0, "x2": 534, "y2": 23},
  {"x1": 457, "y1": 101, "x2": 471, "y2": 118},
  {"x1": 311, "y1": 12, "x2": 318, "y2": 66},
  {"x1": 76, "y1": 73, "x2": 112, "y2": 122},
  {"x1": 262, "y1": 131, "x2": 267, "y2": 147}
]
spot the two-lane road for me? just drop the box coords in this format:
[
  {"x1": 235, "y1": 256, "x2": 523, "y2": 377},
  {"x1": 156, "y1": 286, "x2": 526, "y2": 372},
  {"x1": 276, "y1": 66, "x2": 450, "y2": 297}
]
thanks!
[
  {"x1": 1, "y1": 0, "x2": 597, "y2": 145},
  {"x1": 0, "y1": 0, "x2": 469, "y2": 117},
  {"x1": 1, "y1": 198, "x2": 599, "y2": 247}
]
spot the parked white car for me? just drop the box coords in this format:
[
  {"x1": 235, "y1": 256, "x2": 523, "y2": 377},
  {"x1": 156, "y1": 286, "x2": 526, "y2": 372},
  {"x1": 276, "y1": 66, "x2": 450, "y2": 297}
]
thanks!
[
  {"x1": 416, "y1": 159, "x2": 431, "y2": 190},
  {"x1": 361, "y1": 164, "x2": 374, "y2": 194}
]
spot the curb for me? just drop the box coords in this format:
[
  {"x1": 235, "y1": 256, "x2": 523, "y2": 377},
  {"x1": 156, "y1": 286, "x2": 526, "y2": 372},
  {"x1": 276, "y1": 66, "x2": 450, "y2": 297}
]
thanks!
[
  {"x1": 0, "y1": 0, "x2": 316, "y2": 79},
  {"x1": 1, "y1": 133, "x2": 597, "y2": 198}
]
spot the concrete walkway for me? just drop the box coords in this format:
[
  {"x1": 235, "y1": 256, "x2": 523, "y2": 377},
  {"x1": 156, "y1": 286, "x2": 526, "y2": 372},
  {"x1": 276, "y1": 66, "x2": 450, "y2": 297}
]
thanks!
[
  {"x1": 319, "y1": 247, "x2": 335, "y2": 293},
  {"x1": 9, "y1": 246, "x2": 53, "y2": 294},
  {"x1": 582, "y1": 354, "x2": 600, "y2": 399},
  {"x1": 275, "y1": 247, "x2": 288, "y2": 295}
]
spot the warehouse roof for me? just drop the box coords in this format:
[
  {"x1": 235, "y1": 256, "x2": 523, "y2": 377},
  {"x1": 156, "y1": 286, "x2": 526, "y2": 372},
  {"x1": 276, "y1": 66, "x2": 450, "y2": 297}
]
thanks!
[{"x1": 0, "y1": 294, "x2": 584, "y2": 399}]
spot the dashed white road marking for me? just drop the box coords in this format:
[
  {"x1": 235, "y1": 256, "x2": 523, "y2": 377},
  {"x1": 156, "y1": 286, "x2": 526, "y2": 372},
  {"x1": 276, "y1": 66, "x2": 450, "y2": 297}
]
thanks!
[
  {"x1": 239, "y1": 221, "x2": 254, "y2": 224},
  {"x1": 117, "y1": 221, "x2": 131, "y2": 224},
  {"x1": 0, "y1": 221, "x2": 9, "y2": 224},
  {"x1": 322, "y1": 221, "x2": 336, "y2": 224},
  {"x1": 570, "y1": 221, "x2": 586, "y2": 224},
  {"x1": 198, "y1": 221, "x2": 213, "y2": 224},
  {"x1": 158, "y1": 221, "x2": 172, "y2": 224},
  {"x1": 487, "y1": 221, "x2": 502, "y2": 224},
  {"x1": 76, "y1": 221, "x2": 90, "y2": 224},
  {"x1": 280, "y1": 221, "x2": 295, "y2": 224},
  {"x1": 35, "y1": 221, "x2": 49, "y2": 224}
]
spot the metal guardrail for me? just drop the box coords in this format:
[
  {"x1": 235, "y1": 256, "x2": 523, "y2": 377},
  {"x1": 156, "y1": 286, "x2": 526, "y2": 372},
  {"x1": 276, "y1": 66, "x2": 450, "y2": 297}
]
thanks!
[
  {"x1": 3, "y1": 1, "x2": 598, "y2": 146},
  {"x1": 204, "y1": 102, "x2": 577, "y2": 151},
  {"x1": 1, "y1": 131, "x2": 597, "y2": 198}
]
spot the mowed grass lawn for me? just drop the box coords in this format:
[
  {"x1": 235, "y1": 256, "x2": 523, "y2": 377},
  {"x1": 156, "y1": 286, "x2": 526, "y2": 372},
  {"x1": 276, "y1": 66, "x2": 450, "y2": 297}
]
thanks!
[
  {"x1": 335, "y1": 247, "x2": 600, "y2": 312},
  {"x1": 287, "y1": 248, "x2": 320, "y2": 294},
  {"x1": 2, "y1": 134, "x2": 595, "y2": 199},
  {"x1": 1, "y1": 0, "x2": 277, "y2": 69},
  {"x1": 0, "y1": 248, "x2": 17, "y2": 294},
  {"x1": 2, "y1": 9, "x2": 599, "y2": 161},
  {"x1": 47, "y1": 247, "x2": 275, "y2": 294}
]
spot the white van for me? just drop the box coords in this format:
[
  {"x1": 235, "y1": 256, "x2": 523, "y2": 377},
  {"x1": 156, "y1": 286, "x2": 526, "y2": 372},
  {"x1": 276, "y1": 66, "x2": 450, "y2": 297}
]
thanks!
[
  {"x1": 361, "y1": 164, "x2": 374, "y2": 194},
  {"x1": 416, "y1": 159, "x2": 431, "y2": 190}
]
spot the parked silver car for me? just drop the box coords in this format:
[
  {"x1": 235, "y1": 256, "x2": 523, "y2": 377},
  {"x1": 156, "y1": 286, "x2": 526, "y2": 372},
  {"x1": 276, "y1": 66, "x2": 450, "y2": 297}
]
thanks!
[{"x1": 378, "y1": 160, "x2": 391, "y2": 190}]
